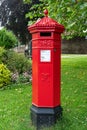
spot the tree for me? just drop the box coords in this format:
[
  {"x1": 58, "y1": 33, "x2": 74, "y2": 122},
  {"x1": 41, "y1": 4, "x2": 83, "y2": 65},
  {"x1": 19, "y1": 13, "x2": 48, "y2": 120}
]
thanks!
[
  {"x1": 24, "y1": 0, "x2": 87, "y2": 39},
  {"x1": 25, "y1": 0, "x2": 47, "y2": 25},
  {"x1": 0, "y1": 0, "x2": 31, "y2": 44}
]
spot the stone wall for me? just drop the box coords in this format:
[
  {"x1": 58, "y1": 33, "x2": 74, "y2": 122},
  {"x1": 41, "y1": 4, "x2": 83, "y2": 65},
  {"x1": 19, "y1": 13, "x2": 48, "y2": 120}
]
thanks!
[
  {"x1": 13, "y1": 45, "x2": 25, "y2": 53},
  {"x1": 62, "y1": 37, "x2": 87, "y2": 54},
  {"x1": 13, "y1": 38, "x2": 87, "y2": 54}
]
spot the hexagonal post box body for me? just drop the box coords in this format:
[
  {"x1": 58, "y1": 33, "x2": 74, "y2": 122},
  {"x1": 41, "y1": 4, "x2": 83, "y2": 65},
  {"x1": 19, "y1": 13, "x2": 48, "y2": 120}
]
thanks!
[{"x1": 28, "y1": 10, "x2": 65, "y2": 129}]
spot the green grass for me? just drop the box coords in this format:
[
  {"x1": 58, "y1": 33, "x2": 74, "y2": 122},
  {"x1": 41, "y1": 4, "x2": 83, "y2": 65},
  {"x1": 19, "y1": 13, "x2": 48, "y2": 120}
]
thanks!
[
  {"x1": 0, "y1": 55, "x2": 87, "y2": 130},
  {"x1": 60, "y1": 55, "x2": 87, "y2": 130},
  {"x1": 0, "y1": 84, "x2": 34, "y2": 130}
]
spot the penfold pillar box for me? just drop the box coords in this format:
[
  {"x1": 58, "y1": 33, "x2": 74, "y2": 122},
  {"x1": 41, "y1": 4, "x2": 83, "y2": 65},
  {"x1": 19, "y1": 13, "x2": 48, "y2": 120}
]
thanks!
[{"x1": 28, "y1": 9, "x2": 65, "y2": 129}]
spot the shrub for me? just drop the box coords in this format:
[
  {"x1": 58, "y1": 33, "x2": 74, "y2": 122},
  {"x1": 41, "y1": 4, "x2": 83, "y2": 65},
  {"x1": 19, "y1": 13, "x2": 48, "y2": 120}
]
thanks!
[
  {"x1": 0, "y1": 28, "x2": 18, "y2": 49},
  {"x1": 11, "y1": 72, "x2": 32, "y2": 84},
  {"x1": 0, "y1": 47, "x2": 6, "y2": 63},
  {"x1": 14, "y1": 53, "x2": 31, "y2": 74},
  {"x1": 2, "y1": 50, "x2": 31, "y2": 74},
  {"x1": 0, "y1": 63, "x2": 11, "y2": 88},
  {"x1": 16, "y1": 73, "x2": 30, "y2": 83},
  {"x1": 1, "y1": 50, "x2": 32, "y2": 84},
  {"x1": 11, "y1": 71, "x2": 19, "y2": 83}
]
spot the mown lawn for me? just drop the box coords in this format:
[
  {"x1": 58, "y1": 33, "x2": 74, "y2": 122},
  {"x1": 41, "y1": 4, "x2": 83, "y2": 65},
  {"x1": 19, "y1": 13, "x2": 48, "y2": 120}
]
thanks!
[
  {"x1": 0, "y1": 55, "x2": 87, "y2": 130},
  {"x1": 0, "y1": 84, "x2": 34, "y2": 130}
]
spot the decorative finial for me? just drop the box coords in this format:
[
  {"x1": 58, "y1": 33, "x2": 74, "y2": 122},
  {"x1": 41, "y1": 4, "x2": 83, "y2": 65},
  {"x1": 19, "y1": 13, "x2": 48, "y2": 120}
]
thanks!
[{"x1": 44, "y1": 9, "x2": 48, "y2": 17}]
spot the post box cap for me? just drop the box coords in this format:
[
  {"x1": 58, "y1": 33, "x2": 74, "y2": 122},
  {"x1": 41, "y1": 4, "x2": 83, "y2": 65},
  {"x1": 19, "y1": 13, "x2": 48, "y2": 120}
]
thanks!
[
  {"x1": 44, "y1": 9, "x2": 48, "y2": 17},
  {"x1": 28, "y1": 9, "x2": 65, "y2": 33}
]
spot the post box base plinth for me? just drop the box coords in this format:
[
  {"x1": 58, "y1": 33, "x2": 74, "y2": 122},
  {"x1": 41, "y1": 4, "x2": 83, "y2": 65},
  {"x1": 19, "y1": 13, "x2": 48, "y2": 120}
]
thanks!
[{"x1": 30, "y1": 105, "x2": 63, "y2": 130}]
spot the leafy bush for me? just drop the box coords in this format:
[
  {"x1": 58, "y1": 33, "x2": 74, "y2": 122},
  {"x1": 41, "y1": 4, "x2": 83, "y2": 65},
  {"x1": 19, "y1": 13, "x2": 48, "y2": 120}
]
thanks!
[
  {"x1": 0, "y1": 47, "x2": 6, "y2": 63},
  {"x1": 0, "y1": 63, "x2": 11, "y2": 88},
  {"x1": 0, "y1": 28, "x2": 18, "y2": 49},
  {"x1": 1, "y1": 50, "x2": 32, "y2": 85},
  {"x1": 2, "y1": 50, "x2": 31, "y2": 74}
]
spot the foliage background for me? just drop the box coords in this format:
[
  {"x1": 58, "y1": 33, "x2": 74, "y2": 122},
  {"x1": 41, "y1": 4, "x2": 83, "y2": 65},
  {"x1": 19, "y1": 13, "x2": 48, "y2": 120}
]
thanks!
[{"x1": 24, "y1": 0, "x2": 87, "y2": 39}]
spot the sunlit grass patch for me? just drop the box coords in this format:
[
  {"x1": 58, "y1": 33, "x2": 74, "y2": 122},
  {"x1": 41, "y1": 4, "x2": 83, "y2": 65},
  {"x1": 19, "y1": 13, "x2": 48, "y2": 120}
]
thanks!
[{"x1": 61, "y1": 54, "x2": 87, "y2": 130}]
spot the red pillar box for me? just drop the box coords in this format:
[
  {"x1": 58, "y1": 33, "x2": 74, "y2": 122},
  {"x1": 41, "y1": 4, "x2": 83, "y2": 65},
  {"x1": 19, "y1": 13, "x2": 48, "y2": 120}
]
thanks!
[{"x1": 28, "y1": 10, "x2": 65, "y2": 129}]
